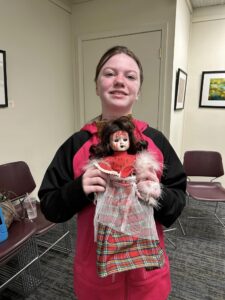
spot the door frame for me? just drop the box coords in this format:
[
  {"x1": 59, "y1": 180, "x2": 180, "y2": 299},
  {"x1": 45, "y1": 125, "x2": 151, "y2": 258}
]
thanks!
[{"x1": 74, "y1": 23, "x2": 168, "y2": 133}]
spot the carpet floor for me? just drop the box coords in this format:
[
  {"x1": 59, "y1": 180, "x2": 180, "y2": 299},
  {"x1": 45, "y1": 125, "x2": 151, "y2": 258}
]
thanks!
[{"x1": 1, "y1": 199, "x2": 225, "y2": 300}]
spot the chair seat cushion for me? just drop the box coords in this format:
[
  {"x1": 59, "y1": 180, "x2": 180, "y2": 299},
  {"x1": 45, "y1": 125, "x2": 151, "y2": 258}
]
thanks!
[
  {"x1": 0, "y1": 219, "x2": 36, "y2": 264},
  {"x1": 33, "y1": 204, "x2": 56, "y2": 236},
  {"x1": 187, "y1": 181, "x2": 225, "y2": 201}
]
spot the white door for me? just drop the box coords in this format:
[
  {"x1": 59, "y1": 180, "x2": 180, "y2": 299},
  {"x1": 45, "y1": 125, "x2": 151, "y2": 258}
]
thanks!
[{"x1": 80, "y1": 30, "x2": 161, "y2": 128}]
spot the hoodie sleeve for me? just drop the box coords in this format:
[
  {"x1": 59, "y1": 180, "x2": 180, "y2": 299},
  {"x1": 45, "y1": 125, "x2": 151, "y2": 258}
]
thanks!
[
  {"x1": 38, "y1": 131, "x2": 93, "y2": 223},
  {"x1": 143, "y1": 127, "x2": 187, "y2": 227}
]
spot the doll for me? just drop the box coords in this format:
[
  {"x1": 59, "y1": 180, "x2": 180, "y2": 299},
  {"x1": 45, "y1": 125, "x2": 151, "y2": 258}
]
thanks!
[{"x1": 88, "y1": 116, "x2": 164, "y2": 277}]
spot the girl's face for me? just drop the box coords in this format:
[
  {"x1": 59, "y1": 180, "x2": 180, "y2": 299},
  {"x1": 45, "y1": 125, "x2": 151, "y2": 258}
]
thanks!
[
  {"x1": 96, "y1": 53, "x2": 141, "y2": 119},
  {"x1": 110, "y1": 131, "x2": 130, "y2": 152}
]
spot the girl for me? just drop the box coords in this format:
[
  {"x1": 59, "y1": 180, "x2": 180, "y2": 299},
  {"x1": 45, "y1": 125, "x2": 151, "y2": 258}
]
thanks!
[{"x1": 39, "y1": 46, "x2": 186, "y2": 300}]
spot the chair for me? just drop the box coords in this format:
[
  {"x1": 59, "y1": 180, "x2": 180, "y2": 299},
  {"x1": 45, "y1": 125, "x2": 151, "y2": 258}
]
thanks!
[
  {"x1": 183, "y1": 150, "x2": 225, "y2": 229},
  {"x1": 0, "y1": 163, "x2": 41, "y2": 295},
  {"x1": 1, "y1": 161, "x2": 71, "y2": 253},
  {"x1": 0, "y1": 161, "x2": 72, "y2": 293}
]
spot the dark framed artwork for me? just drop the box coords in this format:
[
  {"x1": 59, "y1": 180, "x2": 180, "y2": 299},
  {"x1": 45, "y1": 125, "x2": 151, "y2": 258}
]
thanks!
[
  {"x1": 199, "y1": 71, "x2": 225, "y2": 108},
  {"x1": 0, "y1": 50, "x2": 8, "y2": 108},
  {"x1": 174, "y1": 68, "x2": 187, "y2": 110}
]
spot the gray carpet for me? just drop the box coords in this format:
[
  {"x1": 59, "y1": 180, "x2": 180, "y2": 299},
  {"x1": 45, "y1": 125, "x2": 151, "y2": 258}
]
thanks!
[{"x1": 1, "y1": 199, "x2": 225, "y2": 300}]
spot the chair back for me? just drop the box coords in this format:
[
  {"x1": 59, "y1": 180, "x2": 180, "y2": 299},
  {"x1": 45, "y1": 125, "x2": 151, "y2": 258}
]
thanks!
[
  {"x1": 183, "y1": 151, "x2": 224, "y2": 178},
  {"x1": 0, "y1": 161, "x2": 36, "y2": 199}
]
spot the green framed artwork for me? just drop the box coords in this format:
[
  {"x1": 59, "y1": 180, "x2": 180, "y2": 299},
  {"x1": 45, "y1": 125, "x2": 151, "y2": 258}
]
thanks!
[{"x1": 199, "y1": 71, "x2": 225, "y2": 108}]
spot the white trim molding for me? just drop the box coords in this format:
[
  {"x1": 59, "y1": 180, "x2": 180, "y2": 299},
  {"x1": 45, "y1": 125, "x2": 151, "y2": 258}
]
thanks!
[{"x1": 48, "y1": 0, "x2": 72, "y2": 13}]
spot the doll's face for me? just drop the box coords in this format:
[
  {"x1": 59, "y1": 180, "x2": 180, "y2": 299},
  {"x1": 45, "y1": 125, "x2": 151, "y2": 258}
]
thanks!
[{"x1": 110, "y1": 131, "x2": 130, "y2": 152}]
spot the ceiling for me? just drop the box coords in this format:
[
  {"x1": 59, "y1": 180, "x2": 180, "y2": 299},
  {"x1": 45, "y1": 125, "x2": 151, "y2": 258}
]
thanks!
[
  {"x1": 69, "y1": 0, "x2": 225, "y2": 9},
  {"x1": 190, "y1": 0, "x2": 225, "y2": 8}
]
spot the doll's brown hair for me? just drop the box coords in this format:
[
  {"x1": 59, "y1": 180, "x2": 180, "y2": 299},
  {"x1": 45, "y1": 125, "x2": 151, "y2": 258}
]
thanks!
[{"x1": 90, "y1": 116, "x2": 147, "y2": 158}]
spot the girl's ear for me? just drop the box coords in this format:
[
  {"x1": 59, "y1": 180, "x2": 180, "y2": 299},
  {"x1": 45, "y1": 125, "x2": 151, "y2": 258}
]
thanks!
[
  {"x1": 136, "y1": 89, "x2": 141, "y2": 101},
  {"x1": 96, "y1": 85, "x2": 99, "y2": 96}
]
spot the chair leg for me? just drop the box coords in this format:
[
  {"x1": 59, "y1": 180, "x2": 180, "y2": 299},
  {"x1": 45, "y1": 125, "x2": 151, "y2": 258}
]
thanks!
[
  {"x1": 164, "y1": 228, "x2": 177, "y2": 249},
  {"x1": 178, "y1": 218, "x2": 186, "y2": 236},
  {"x1": 165, "y1": 236, "x2": 177, "y2": 249},
  {"x1": 214, "y1": 202, "x2": 225, "y2": 227},
  {"x1": 62, "y1": 222, "x2": 72, "y2": 253},
  {"x1": 214, "y1": 214, "x2": 225, "y2": 227}
]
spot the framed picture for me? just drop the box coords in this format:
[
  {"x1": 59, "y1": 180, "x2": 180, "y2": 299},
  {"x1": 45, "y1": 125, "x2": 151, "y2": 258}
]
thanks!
[
  {"x1": 0, "y1": 50, "x2": 8, "y2": 108},
  {"x1": 199, "y1": 71, "x2": 225, "y2": 108},
  {"x1": 174, "y1": 68, "x2": 187, "y2": 110}
]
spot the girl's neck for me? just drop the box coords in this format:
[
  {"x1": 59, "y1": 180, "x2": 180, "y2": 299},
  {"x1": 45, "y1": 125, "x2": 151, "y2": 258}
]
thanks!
[
  {"x1": 101, "y1": 113, "x2": 132, "y2": 121},
  {"x1": 101, "y1": 112, "x2": 132, "y2": 121}
]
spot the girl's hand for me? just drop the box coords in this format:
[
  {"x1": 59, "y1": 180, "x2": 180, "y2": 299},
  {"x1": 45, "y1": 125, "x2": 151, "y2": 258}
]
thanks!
[{"x1": 82, "y1": 166, "x2": 107, "y2": 195}]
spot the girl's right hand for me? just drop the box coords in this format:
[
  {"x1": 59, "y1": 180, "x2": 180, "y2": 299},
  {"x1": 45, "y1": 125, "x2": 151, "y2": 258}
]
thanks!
[{"x1": 82, "y1": 166, "x2": 107, "y2": 196}]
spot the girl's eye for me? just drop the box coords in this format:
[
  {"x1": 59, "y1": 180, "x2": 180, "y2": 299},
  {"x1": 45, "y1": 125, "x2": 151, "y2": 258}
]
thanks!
[
  {"x1": 114, "y1": 139, "x2": 119, "y2": 142},
  {"x1": 105, "y1": 73, "x2": 114, "y2": 77},
  {"x1": 123, "y1": 139, "x2": 128, "y2": 142},
  {"x1": 104, "y1": 70, "x2": 115, "y2": 77},
  {"x1": 127, "y1": 74, "x2": 136, "y2": 80}
]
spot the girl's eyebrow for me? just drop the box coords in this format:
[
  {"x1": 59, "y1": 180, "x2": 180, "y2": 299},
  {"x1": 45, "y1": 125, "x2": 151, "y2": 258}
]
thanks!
[{"x1": 103, "y1": 67, "x2": 138, "y2": 74}]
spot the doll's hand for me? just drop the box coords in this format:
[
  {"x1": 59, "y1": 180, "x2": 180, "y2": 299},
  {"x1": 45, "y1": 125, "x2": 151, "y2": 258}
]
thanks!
[
  {"x1": 137, "y1": 180, "x2": 161, "y2": 199},
  {"x1": 82, "y1": 166, "x2": 108, "y2": 196},
  {"x1": 136, "y1": 169, "x2": 159, "y2": 183},
  {"x1": 136, "y1": 180, "x2": 161, "y2": 207}
]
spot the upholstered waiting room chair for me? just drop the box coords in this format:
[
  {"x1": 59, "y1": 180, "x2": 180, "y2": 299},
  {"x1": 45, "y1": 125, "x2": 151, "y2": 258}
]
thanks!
[
  {"x1": 0, "y1": 162, "x2": 41, "y2": 295},
  {"x1": 0, "y1": 161, "x2": 72, "y2": 256},
  {"x1": 183, "y1": 150, "x2": 225, "y2": 229}
]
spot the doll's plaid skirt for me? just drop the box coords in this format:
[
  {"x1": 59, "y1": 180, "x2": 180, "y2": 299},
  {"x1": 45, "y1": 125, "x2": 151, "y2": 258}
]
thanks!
[{"x1": 96, "y1": 223, "x2": 165, "y2": 278}]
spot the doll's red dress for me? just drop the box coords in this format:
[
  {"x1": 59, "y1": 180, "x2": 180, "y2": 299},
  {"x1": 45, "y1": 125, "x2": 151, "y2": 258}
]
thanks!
[{"x1": 93, "y1": 151, "x2": 164, "y2": 277}]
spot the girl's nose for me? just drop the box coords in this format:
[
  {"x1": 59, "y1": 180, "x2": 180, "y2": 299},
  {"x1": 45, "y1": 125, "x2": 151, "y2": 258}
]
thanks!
[{"x1": 114, "y1": 74, "x2": 125, "y2": 86}]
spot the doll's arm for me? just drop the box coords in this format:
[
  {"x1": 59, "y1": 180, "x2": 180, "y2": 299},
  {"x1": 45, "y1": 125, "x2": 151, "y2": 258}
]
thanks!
[
  {"x1": 136, "y1": 180, "x2": 161, "y2": 207},
  {"x1": 134, "y1": 151, "x2": 162, "y2": 207}
]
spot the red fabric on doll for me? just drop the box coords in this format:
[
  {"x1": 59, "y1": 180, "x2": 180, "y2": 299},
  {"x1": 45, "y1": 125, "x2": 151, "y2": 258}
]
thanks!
[
  {"x1": 97, "y1": 223, "x2": 164, "y2": 277},
  {"x1": 98, "y1": 151, "x2": 135, "y2": 177}
]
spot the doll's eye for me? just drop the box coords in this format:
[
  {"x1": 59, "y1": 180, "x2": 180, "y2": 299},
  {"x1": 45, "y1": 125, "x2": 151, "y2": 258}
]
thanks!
[
  {"x1": 123, "y1": 138, "x2": 128, "y2": 142},
  {"x1": 114, "y1": 139, "x2": 119, "y2": 142}
]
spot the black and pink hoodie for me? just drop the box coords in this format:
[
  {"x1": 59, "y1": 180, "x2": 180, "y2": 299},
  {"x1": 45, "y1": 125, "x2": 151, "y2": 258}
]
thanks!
[{"x1": 38, "y1": 118, "x2": 186, "y2": 300}]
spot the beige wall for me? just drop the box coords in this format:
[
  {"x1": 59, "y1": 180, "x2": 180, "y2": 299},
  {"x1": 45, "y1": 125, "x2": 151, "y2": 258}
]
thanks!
[
  {"x1": 72, "y1": 0, "x2": 177, "y2": 138},
  {"x1": 2, "y1": 0, "x2": 224, "y2": 192},
  {"x1": 0, "y1": 0, "x2": 75, "y2": 193},
  {"x1": 183, "y1": 4, "x2": 225, "y2": 184},
  {"x1": 169, "y1": 0, "x2": 191, "y2": 158}
]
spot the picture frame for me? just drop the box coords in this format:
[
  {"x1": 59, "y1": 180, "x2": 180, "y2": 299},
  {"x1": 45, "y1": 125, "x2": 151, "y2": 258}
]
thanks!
[
  {"x1": 0, "y1": 50, "x2": 8, "y2": 108},
  {"x1": 174, "y1": 68, "x2": 187, "y2": 110},
  {"x1": 199, "y1": 71, "x2": 225, "y2": 108}
]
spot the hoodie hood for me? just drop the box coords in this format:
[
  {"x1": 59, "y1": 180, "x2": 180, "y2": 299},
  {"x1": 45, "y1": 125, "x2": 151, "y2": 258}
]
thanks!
[{"x1": 81, "y1": 118, "x2": 148, "y2": 137}]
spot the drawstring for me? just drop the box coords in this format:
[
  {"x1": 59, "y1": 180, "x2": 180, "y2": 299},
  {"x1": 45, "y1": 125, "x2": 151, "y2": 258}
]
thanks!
[{"x1": 111, "y1": 273, "x2": 116, "y2": 283}]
